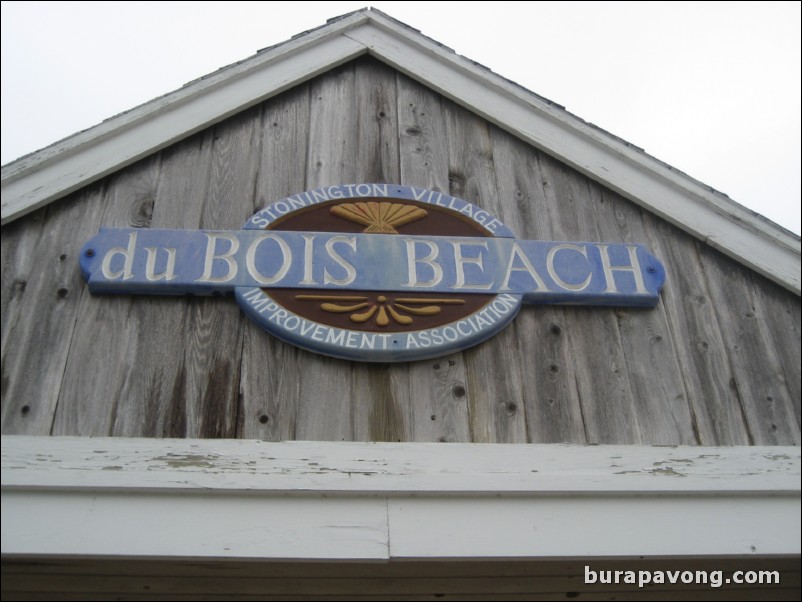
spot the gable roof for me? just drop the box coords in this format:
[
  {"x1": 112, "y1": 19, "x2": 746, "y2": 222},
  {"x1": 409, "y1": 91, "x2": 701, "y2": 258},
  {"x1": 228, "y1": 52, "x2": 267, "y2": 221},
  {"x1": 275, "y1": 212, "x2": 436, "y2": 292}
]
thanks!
[{"x1": 2, "y1": 8, "x2": 799, "y2": 295}]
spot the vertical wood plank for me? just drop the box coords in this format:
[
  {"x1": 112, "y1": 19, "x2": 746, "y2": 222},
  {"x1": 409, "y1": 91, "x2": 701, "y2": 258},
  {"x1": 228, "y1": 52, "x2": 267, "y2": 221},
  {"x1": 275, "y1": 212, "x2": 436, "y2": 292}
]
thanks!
[
  {"x1": 641, "y1": 212, "x2": 750, "y2": 445},
  {"x1": 751, "y1": 277, "x2": 801, "y2": 426},
  {"x1": 180, "y1": 108, "x2": 261, "y2": 438},
  {"x1": 396, "y1": 73, "x2": 448, "y2": 443},
  {"x1": 101, "y1": 133, "x2": 214, "y2": 438},
  {"x1": 353, "y1": 58, "x2": 401, "y2": 186},
  {"x1": 396, "y1": 75, "x2": 471, "y2": 443},
  {"x1": 534, "y1": 154, "x2": 640, "y2": 444},
  {"x1": 587, "y1": 184, "x2": 697, "y2": 444},
  {"x1": 53, "y1": 156, "x2": 163, "y2": 436},
  {"x1": 700, "y1": 246, "x2": 801, "y2": 445},
  {"x1": 488, "y1": 131, "x2": 586, "y2": 444},
  {"x1": 238, "y1": 86, "x2": 310, "y2": 441},
  {"x1": 295, "y1": 63, "x2": 358, "y2": 441},
  {"x1": 443, "y1": 105, "x2": 527, "y2": 444},
  {"x1": 1, "y1": 182, "x2": 107, "y2": 435},
  {"x1": 2, "y1": 208, "x2": 47, "y2": 432},
  {"x1": 106, "y1": 109, "x2": 260, "y2": 439},
  {"x1": 349, "y1": 58, "x2": 406, "y2": 443},
  {"x1": 98, "y1": 107, "x2": 259, "y2": 439},
  {"x1": 0, "y1": 208, "x2": 44, "y2": 335}
]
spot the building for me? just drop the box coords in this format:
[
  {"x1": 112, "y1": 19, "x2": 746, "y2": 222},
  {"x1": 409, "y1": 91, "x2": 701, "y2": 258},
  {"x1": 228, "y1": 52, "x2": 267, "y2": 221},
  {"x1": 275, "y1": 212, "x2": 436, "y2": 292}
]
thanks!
[{"x1": 2, "y1": 9, "x2": 799, "y2": 600}]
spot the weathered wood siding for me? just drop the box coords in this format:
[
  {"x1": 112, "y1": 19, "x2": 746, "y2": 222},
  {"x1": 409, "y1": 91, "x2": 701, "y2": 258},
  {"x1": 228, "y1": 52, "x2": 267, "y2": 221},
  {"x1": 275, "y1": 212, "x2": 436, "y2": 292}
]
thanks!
[
  {"x1": 4, "y1": 557, "x2": 801, "y2": 601},
  {"x1": 2, "y1": 57, "x2": 799, "y2": 445}
]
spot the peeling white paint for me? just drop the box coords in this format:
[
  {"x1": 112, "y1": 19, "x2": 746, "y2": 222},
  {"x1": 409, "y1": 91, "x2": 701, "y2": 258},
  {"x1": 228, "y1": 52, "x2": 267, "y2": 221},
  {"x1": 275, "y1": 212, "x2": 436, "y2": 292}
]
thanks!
[{"x1": 1, "y1": 436, "x2": 799, "y2": 560}]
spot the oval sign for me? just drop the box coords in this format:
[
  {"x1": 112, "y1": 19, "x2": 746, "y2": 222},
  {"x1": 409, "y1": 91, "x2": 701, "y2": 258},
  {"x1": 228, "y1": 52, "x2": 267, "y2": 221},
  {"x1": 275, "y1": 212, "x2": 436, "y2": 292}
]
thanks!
[
  {"x1": 80, "y1": 184, "x2": 666, "y2": 363},
  {"x1": 234, "y1": 184, "x2": 522, "y2": 362}
]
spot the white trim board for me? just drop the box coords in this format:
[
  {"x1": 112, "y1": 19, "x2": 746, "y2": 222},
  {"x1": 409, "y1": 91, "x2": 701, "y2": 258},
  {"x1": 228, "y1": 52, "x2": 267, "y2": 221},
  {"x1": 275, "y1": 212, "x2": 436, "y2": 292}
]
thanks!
[
  {"x1": 1, "y1": 9, "x2": 799, "y2": 295},
  {"x1": 2, "y1": 436, "x2": 800, "y2": 560}
]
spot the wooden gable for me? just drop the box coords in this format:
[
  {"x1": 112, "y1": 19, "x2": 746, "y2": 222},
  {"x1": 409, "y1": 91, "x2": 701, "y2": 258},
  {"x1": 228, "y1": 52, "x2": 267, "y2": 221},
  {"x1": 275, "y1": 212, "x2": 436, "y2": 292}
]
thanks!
[
  {"x1": 2, "y1": 55, "x2": 799, "y2": 446},
  {"x1": 2, "y1": 11, "x2": 799, "y2": 599}
]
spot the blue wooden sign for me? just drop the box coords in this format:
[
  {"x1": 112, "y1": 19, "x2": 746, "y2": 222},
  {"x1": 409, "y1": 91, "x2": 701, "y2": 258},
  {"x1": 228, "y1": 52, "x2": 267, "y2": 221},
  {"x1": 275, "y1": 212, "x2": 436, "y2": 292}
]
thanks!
[{"x1": 80, "y1": 184, "x2": 666, "y2": 361}]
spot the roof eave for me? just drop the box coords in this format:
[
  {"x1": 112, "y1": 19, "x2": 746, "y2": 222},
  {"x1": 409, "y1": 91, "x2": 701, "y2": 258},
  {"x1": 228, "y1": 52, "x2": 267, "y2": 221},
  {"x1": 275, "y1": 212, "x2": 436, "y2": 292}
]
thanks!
[{"x1": 2, "y1": 8, "x2": 799, "y2": 295}]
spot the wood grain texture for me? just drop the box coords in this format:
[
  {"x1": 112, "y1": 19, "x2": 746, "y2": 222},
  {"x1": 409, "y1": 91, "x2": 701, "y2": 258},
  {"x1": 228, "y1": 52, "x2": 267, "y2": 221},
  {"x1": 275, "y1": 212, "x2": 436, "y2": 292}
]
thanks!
[
  {"x1": 2, "y1": 570, "x2": 798, "y2": 597},
  {"x1": 588, "y1": 184, "x2": 697, "y2": 444},
  {"x1": 1, "y1": 56, "x2": 800, "y2": 445},
  {"x1": 294, "y1": 63, "x2": 359, "y2": 441},
  {"x1": 349, "y1": 59, "x2": 407, "y2": 443},
  {"x1": 489, "y1": 129, "x2": 586, "y2": 444},
  {"x1": 752, "y1": 277, "x2": 802, "y2": 427},
  {"x1": 347, "y1": 17, "x2": 801, "y2": 295},
  {"x1": 1, "y1": 182, "x2": 107, "y2": 435},
  {"x1": 178, "y1": 108, "x2": 260, "y2": 437},
  {"x1": 641, "y1": 212, "x2": 750, "y2": 445},
  {"x1": 699, "y1": 245, "x2": 801, "y2": 445},
  {"x1": 0, "y1": 204, "x2": 60, "y2": 432},
  {"x1": 238, "y1": 85, "x2": 310, "y2": 441},
  {"x1": 4, "y1": 557, "x2": 799, "y2": 601},
  {"x1": 442, "y1": 103, "x2": 527, "y2": 444},
  {"x1": 3, "y1": 589, "x2": 799, "y2": 601},
  {"x1": 111, "y1": 133, "x2": 220, "y2": 438},
  {"x1": 110, "y1": 132, "x2": 212, "y2": 438},
  {"x1": 396, "y1": 73, "x2": 471, "y2": 443},
  {"x1": 4, "y1": 557, "x2": 798, "y2": 579},
  {"x1": 532, "y1": 153, "x2": 642, "y2": 444},
  {"x1": 7, "y1": 437, "x2": 797, "y2": 494},
  {"x1": 51, "y1": 156, "x2": 163, "y2": 436}
]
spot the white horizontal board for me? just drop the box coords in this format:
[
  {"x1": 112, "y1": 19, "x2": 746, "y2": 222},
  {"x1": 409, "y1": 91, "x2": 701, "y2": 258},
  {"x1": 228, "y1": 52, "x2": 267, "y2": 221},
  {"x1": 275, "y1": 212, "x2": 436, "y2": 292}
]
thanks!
[
  {"x1": 2, "y1": 436, "x2": 799, "y2": 494},
  {"x1": 2, "y1": 436, "x2": 799, "y2": 560},
  {"x1": 389, "y1": 496, "x2": 800, "y2": 558},
  {"x1": 1, "y1": 492, "x2": 388, "y2": 560}
]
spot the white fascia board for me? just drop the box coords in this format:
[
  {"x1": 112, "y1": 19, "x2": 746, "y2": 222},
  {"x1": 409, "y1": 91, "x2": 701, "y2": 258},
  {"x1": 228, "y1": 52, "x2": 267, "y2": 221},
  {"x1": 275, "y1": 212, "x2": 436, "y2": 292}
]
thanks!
[
  {"x1": 346, "y1": 14, "x2": 801, "y2": 295},
  {"x1": 2, "y1": 10, "x2": 799, "y2": 295},
  {"x1": 0, "y1": 12, "x2": 370, "y2": 225},
  {"x1": 2, "y1": 436, "x2": 799, "y2": 560}
]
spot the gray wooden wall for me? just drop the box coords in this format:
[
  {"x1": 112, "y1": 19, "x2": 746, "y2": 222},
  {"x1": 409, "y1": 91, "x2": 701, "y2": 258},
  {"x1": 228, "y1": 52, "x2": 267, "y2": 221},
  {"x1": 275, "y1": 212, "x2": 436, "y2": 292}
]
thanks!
[{"x1": 2, "y1": 56, "x2": 800, "y2": 445}]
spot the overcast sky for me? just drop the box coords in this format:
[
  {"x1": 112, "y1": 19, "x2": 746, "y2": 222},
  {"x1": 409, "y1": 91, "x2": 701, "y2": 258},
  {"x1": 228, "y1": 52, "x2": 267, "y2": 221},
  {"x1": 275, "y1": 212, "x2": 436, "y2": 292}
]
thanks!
[{"x1": 2, "y1": 1, "x2": 799, "y2": 235}]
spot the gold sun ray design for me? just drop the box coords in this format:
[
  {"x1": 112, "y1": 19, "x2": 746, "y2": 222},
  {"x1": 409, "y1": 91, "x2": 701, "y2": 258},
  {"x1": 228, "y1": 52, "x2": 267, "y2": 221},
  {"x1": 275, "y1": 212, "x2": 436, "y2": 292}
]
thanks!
[
  {"x1": 296, "y1": 201, "x2": 464, "y2": 327},
  {"x1": 330, "y1": 201, "x2": 427, "y2": 233},
  {"x1": 295, "y1": 294, "x2": 466, "y2": 327}
]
